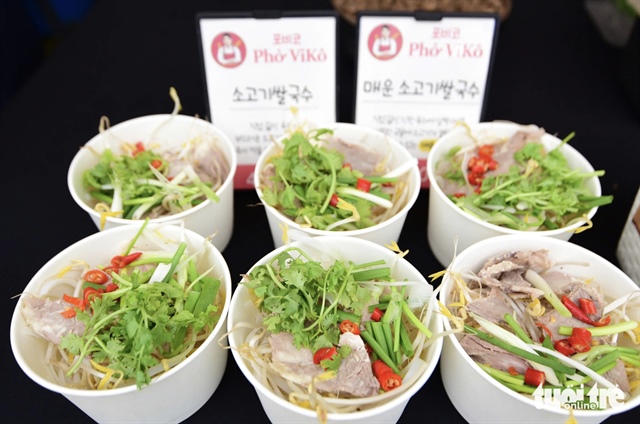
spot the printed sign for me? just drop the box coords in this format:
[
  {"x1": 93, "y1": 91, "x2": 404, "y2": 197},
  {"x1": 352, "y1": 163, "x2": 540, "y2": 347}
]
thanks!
[
  {"x1": 197, "y1": 13, "x2": 338, "y2": 188},
  {"x1": 355, "y1": 13, "x2": 499, "y2": 187}
]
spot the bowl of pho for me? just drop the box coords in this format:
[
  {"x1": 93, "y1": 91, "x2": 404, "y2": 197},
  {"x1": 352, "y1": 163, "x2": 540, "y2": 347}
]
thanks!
[
  {"x1": 10, "y1": 222, "x2": 232, "y2": 423},
  {"x1": 438, "y1": 234, "x2": 640, "y2": 423},
  {"x1": 67, "y1": 89, "x2": 237, "y2": 251},
  {"x1": 426, "y1": 121, "x2": 611, "y2": 266},
  {"x1": 227, "y1": 236, "x2": 443, "y2": 423},
  {"x1": 254, "y1": 122, "x2": 420, "y2": 248}
]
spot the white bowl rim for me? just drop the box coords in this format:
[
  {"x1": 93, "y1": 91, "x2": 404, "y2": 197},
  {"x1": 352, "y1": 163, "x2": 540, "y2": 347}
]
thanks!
[
  {"x1": 10, "y1": 224, "x2": 233, "y2": 398},
  {"x1": 228, "y1": 235, "x2": 444, "y2": 420},
  {"x1": 253, "y1": 122, "x2": 421, "y2": 237},
  {"x1": 439, "y1": 233, "x2": 640, "y2": 417},
  {"x1": 67, "y1": 114, "x2": 238, "y2": 226},
  {"x1": 426, "y1": 121, "x2": 603, "y2": 236}
]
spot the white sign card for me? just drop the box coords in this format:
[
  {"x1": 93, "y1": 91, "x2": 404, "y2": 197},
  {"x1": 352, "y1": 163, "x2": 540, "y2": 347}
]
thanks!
[
  {"x1": 354, "y1": 13, "x2": 499, "y2": 187},
  {"x1": 197, "y1": 12, "x2": 338, "y2": 189}
]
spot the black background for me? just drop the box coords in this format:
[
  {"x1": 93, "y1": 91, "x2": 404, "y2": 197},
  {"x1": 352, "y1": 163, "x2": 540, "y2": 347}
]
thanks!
[{"x1": 1, "y1": 0, "x2": 639, "y2": 422}]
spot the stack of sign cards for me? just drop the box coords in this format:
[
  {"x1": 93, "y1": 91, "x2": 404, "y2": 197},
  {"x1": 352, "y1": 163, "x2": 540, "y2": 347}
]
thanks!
[{"x1": 197, "y1": 10, "x2": 498, "y2": 189}]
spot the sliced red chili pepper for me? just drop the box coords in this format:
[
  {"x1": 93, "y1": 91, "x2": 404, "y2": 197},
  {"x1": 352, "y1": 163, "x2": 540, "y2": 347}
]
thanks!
[
  {"x1": 593, "y1": 316, "x2": 611, "y2": 327},
  {"x1": 63, "y1": 293, "x2": 86, "y2": 311},
  {"x1": 372, "y1": 359, "x2": 393, "y2": 378},
  {"x1": 561, "y1": 295, "x2": 595, "y2": 326},
  {"x1": 468, "y1": 172, "x2": 483, "y2": 186},
  {"x1": 105, "y1": 283, "x2": 118, "y2": 293},
  {"x1": 453, "y1": 192, "x2": 466, "y2": 198},
  {"x1": 370, "y1": 307, "x2": 384, "y2": 322},
  {"x1": 111, "y1": 252, "x2": 142, "y2": 269},
  {"x1": 487, "y1": 159, "x2": 498, "y2": 171},
  {"x1": 313, "y1": 347, "x2": 337, "y2": 365},
  {"x1": 536, "y1": 322, "x2": 554, "y2": 342},
  {"x1": 102, "y1": 265, "x2": 120, "y2": 275},
  {"x1": 339, "y1": 320, "x2": 361, "y2": 335},
  {"x1": 377, "y1": 371, "x2": 402, "y2": 391},
  {"x1": 579, "y1": 298, "x2": 598, "y2": 315},
  {"x1": 329, "y1": 193, "x2": 340, "y2": 207},
  {"x1": 134, "y1": 141, "x2": 145, "y2": 154},
  {"x1": 567, "y1": 327, "x2": 592, "y2": 353},
  {"x1": 471, "y1": 163, "x2": 487, "y2": 174},
  {"x1": 151, "y1": 159, "x2": 163, "y2": 169},
  {"x1": 554, "y1": 339, "x2": 577, "y2": 356},
  {"x1": 60, "y1": 308, "x2": 77, "y2": 318},
  {"x1": 371, "y1": 360, "x2": 402, "y2": 391},
  {"x1": 477, "y1": 144, "x2": 494, "y2": 158},
  {"x1": 507, "y1": 366, "x2": 519, "y2": 376},
  {"x1": 467, "y1": 156, "x2": 478, "y2": 169},
  {"x1": 84, "y1": 269, "x2": 109, "y2": 285},
  {"x1": 524, "y1": 368, "x2": 545, "y2": 387},
  {"x1": 83, "y1": 287, "x2": 102, "y2": 306},
  {"x1": 355, "y1": 178, "x2": 372, "y2": 193}
]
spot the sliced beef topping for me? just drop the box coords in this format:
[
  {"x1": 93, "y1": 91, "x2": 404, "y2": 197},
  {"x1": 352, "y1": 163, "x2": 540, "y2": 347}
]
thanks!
[
  {"x1": 488, "y1": 128, "x2": 546, "y2": 176},
  {"x1": 269, "y1": 332, "x2": 380, "y2": 398},
  {"x1": 20, "y1": 296, "x2": 86, "y2": 345},
  {"x1": 603, "y1": 359, "x2": 631, "y2": 395},
  {"x1": 325, "y1": 136, "x2": 384, "y2": 176},
  {"x1": 469, "y1": 250, "x2": 551, "y2": 298},
  {"x1": 459, "y1": 334, "x2": 529, "y2": 374},
  {"x1": 466, "y1": 288, "x2": 518, "y2": 326},
  {"x1": 163, "y1": 138, "x2": 229, "y2": 186},
  {"x1": 540, "y1": 270, "x2": 584, "y2": 294}
]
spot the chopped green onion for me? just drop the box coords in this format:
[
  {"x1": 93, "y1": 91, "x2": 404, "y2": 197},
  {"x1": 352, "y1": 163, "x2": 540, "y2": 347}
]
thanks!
[{"x1": 558, "y1": 321, "x2": 638, "y2": 337}]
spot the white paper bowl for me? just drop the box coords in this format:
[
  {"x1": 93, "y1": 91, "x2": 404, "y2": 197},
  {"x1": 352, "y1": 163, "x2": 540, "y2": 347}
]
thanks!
[
  {"x1": 10, "y1": 224, "x2": 232, "y2": 423},
  {"x1": 254, "y1": 122, "x2": 421, "y2": 248},
  {"x1": 227, "y1": 236, "x2": 443, "y2": 423},
  {"x1": 439, "y1": 234, "x2": 640, "y2": 423},
  {"x1": 68, "y1": 114, "x2": 237, "y2": 252},
  {"x1": 427, "y1": 121, "x2": 603, "y2": 266}
]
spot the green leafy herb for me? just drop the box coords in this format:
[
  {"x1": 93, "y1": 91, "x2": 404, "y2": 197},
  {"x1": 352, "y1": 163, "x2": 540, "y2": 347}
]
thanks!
[
  {"x1": 59, "y1": 245, "x2": 221, "y2": 389},
  {"x1": 243, "y1": 247, "x2": 390, "y2": 351},
  {"x1": 259, "y1": 129, "x2": 402, "y2": 231},
  {"x1": 83, "y1": 141, "x2": 222, "y2": 222},
  {"x1": 438, "y1": 132, "x2": 613, "y2": 230}
]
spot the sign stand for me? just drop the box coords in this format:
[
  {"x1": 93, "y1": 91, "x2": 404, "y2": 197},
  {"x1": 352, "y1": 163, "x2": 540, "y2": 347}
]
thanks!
[
  {"x1": 354, "y1": 12, "x2": 499, "y2": 187},
  {"x1": 197, "y1": 11, "x2": 338, "y2": 188}
]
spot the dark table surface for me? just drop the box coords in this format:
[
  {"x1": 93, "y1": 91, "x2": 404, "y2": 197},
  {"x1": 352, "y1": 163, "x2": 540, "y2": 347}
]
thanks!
[{"x1": 2, "y1": 0, "x2": 639, "y2": 422}]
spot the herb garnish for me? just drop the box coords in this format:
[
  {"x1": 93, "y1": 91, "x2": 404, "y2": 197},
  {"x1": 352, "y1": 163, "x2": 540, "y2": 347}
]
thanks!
[
  {"x1": 439, "y1": 132, "x2": 613, "y2": 230},
  {"x1": 260, "y1": 129, "x2": 402, "y2": 231}
]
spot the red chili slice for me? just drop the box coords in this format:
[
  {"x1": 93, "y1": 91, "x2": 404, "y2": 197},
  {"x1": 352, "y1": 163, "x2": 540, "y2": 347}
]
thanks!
[
  {"x1": 111, "y1": 252, "x2": 142, "y2": 269},
  {"x1": 63, "y1": 293, "x2": 86, "y2": 311},
  {"x1": 84, "y1": 269, "x2": 109, "y2": 285},
  {"x1": 524, "y1": 368, "x2": 545, "y2": 387},
  {"x1": 329, "y1": 193, "x2": 340, "y2": 207},
  {"x1": 578, "y1": 298, "x2": 598, "y2": 315},
  {"x1": 370, "y1": 307, "x2": 384, "y2": 322},
  {"x1": 554, "y1": 339, "x2": 577, "y2": 356},
  {"x1": 313, "y1": 347, "x2": 337, "y2": 365},
  {"x1": 355, "y1": 178, "x2": 372, "y2": 192},
  {"x1": 567, "y1": 327, "x2": 592, "y2": 353},
  {"x1": 339, "y1": 320, "x2": 360, "y2": 335}
]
